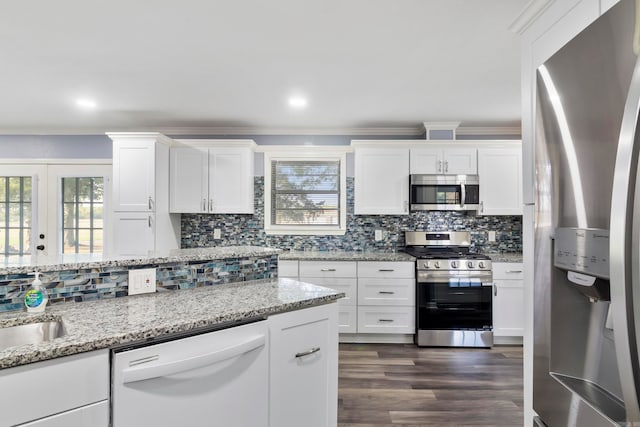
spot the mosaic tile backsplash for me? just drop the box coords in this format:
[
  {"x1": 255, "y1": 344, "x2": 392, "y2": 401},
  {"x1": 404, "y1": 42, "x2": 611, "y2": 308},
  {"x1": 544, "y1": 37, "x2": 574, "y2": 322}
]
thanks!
[
  {"x1": 0, "y1": 255, "x2": 278, "y2": 313},
  {"x1": 182, "y1": 177, "x2": 522, "y2": 253}
]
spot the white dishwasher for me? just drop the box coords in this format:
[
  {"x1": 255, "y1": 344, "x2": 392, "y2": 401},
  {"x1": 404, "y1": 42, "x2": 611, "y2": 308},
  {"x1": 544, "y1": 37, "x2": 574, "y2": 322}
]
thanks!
[{"x1": 111, "y1": 319, "x2": 269, "y2": 427}]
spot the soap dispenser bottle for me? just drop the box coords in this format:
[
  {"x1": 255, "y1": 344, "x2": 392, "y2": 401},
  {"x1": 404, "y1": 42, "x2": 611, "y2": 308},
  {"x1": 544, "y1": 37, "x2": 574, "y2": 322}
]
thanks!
[{"x1": 24, "y1": 271, "x2": 48, "y2": 313}]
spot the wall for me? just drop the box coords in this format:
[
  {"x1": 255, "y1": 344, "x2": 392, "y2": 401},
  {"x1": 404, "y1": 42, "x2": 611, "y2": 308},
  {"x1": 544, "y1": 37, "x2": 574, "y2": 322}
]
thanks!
[
  {"x1": 182, "y1": 177, "x2": 522, "y2": 253},
  {"x1": 0, "y1": 135, "x2": 112, "y2": 158}
]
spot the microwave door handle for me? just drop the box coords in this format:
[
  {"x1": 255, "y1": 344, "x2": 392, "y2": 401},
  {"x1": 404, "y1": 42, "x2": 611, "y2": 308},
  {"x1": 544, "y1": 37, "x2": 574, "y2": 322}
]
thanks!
[{"x1": 460, "y1": 183, "x2": 466, "y2": 209}]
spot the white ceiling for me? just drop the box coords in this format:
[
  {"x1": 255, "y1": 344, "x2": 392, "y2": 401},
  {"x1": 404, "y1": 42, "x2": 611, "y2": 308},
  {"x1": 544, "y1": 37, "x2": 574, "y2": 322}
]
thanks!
[{"x1": 0, "y1": 0, "x2": 527, "y2": 135}]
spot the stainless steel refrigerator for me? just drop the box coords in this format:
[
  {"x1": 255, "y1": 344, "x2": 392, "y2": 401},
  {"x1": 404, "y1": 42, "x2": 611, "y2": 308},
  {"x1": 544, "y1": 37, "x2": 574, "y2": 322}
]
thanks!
[{"x1": 534, "y1": 0, "x2": 640, "y2": 425}]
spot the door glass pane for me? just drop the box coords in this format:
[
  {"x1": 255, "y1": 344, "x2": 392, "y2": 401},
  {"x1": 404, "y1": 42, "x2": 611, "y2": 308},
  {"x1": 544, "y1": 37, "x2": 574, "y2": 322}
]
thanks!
[
  {"x1": 61, "y1": 177, "x2": 104, "y2": 254},
  {"x1": 0, "y1": 176, "x2": 32, "y2": 256}
]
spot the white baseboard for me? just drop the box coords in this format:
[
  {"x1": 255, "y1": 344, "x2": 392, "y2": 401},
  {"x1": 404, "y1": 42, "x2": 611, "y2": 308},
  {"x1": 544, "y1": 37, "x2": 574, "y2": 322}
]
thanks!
[
  {"x1": 494, "y1": 336, "x2": 523, "y2": 345},
  {"x1": 339, "y1": 333, "x2": 415, "y2": 344}
]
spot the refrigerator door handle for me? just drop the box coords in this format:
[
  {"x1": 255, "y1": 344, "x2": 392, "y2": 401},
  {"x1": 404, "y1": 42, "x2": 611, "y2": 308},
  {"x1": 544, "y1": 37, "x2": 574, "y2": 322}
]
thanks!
[{"x1": 610, "y1": 54, "x2": 640, "y2": 422}]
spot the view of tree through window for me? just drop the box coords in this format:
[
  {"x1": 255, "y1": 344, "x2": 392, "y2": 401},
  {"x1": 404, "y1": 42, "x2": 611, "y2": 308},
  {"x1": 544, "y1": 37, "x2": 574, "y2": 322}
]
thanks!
[
  {"x1": 0, "y1": 177, "x2": 32, "y2": 256},
  {"x1": 62, "y1": 177, "x2": 104, "y2": 254},
  {"x1": 271, "y1": 160, "x2": 340, "y2": 225}
]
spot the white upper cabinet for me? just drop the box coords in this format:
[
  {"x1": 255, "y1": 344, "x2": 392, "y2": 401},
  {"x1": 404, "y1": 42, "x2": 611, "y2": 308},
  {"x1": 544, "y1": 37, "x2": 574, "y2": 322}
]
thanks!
[
  {"x1": 410, "y1": 146, "x2": 477, "y2": 175},
  {"x1": 352, "y1": 144, "x2": 409, "y2": 215},
  {"x1": 112, "y1": 137, "x2": 157, "y2": 212},
  {"x1": 169, "y1": 141, "x2": 255, "y2": 214},
  {"x1": 478, "y1": 145, "x2": 523, "y2": 215},
  {"x1": 108, "y1": 132, "x2": 180, "y2": 257}
]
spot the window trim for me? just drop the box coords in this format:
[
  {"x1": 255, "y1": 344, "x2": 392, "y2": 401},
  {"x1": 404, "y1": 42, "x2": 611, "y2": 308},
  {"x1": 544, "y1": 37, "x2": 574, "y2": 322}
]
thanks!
[{"x1": 264, "y1": 150, "x2": 347, "y2": 235}]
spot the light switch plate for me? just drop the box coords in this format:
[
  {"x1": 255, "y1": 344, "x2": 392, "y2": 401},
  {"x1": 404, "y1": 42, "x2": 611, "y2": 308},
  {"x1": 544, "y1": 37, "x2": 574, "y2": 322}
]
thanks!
[
  {"x1": 213, "y1": 228, "x2": 221, "y2": 239},
  {"x1": 488, "y1": 231, "x2": 496, "y2": 242},
  {"x1": 374, "y1": 230, "x2": 383, "y2": 241},
  {"x1": 128, "y1": 268, "x2": 157, "y2": 295}
]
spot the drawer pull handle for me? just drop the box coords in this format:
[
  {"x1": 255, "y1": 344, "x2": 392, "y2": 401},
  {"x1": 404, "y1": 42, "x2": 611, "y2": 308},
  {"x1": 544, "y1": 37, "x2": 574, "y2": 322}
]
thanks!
[
  {"x1": 378, "y1": 269, "x2": 395, "y2": 272},
  {"x1": 295, "y1": 347, "x2": 321, "y2": 358},
  {"x1": 321, "y1": 268, "x2": 337, "y2": 272},
  {"x1": 505, "y1": 270, "x2": 523, "y2": 273},
  {"x1": 379, "y1": 319, "x2": 394, "y2": 322},
  {"x1": 378, "y1": 291, "x2": 395, "y2": 295}
]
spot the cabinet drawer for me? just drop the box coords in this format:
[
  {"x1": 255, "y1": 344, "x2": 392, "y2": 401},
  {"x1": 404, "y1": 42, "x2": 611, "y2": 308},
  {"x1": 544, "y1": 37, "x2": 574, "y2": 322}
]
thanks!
[
  {"x1": 299, "y1": 261, "x2": 357, "y2": 278},
  {"x1": 300, "y1": 277, "x2": 357, "y2": 306},
  {"x1": 18, "y1": 401, "x2": 109, "y2": 427},
  {"x1": 357, "y1": 306, "x2": 415, "y2": 334},
  {"x1": 357, "y1": 261, "x2": 414, "y2": 278},
  {"x1": 338, "y1": 306, "x2": 357, "y2": 333},
  {"x1": 0, "y1": 350, "x2": 109, "y2": 427},
  {"x1": 278, "y1": 260, "x2": 299, "y2": 278},
  {"x1": 358, "y1": 278, "x2": 415, "y2": 306},
  {"x1": 493, "y1": 262, "x2": 524, "y2": 280}
]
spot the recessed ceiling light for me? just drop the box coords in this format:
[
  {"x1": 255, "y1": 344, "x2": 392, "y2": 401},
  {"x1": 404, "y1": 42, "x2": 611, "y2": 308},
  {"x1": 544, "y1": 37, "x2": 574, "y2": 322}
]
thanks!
[
  {"x1": 76, "y1": 98, "x2": 97, "y2": 109},
  {"x1": 288, "y1": 96, "x2": 308, "y2": 109}
]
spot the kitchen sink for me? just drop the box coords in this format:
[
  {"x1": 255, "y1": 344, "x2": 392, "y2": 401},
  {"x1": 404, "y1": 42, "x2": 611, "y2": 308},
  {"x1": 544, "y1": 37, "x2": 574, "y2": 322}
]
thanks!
[{"x1": 0, "y1": 320, "x2": 66, "y2": 351}]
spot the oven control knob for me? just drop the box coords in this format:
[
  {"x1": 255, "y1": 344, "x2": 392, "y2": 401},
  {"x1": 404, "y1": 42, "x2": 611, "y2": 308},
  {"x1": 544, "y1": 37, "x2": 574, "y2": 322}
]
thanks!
[
  {"x1": 451, "y1": 261, "x2": 458, "y2": 268},
  {"x1": 467, "y1": 261, "x2": 474, "y2": 268},
  {"x1": 478, "y1": 261, "x2": 485, "y2": 269},
  {"x1": 423, "y1": 261, "x2": 430, "y2": 269},
  {"x1": 434, "y1": 261, "x2": 441, "y2": 269}
]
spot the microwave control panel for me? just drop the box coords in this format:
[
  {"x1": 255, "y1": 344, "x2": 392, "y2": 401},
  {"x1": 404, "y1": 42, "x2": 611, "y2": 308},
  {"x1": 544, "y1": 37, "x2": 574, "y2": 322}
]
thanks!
[{"x1": 553, "y1": 227, "x2": 609, "y2": 279}]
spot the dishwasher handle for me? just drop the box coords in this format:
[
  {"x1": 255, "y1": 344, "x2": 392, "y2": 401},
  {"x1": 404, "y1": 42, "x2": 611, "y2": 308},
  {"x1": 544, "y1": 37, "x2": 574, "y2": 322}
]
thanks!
[{"x1": 121, "y1": 334, "x2": 266, "y2": 384}]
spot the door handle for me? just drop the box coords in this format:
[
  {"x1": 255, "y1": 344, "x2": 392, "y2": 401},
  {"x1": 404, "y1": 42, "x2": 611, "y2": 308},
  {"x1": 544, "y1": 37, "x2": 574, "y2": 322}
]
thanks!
[
  {"x1": 445, "y1": 160, "x2": 449, "y2": 173},
  {"x1": 121, "y1": 334, "x2": 266, "y2": 384},
  {"x1": 202, "y1": 198, "x2": 207, "y2": 212},
  {"x1": 36, "y1": 245, "x2": 45, "y2": 251},
  {"x1": 320, "y1": 268, "x2": 336, "y2": 272},
  {"x1": 148, "y1": 216, "x2": 152, "y2": 228},
  {"x1": 378, "y1": 269, "x2": 395, "y2": 272},
  {"x1": 209, "y1": 199, "x2": 213, "y2": 212},
  {"x1": 378, "y1": 291, "x2": 395, "y2": 295},
  {"x1": 494, "y1": 284, "x2": 497, "y2": 296},
  {"x1": 505, "y1": 270, "x2": 523, "y2": 274},
  {"x1": 378, "y1": 319, "x2": 394, "y2": 322},
  {"x1": 437, "y1": 160, "x2": 442, "y2": 173},
  {"x1": 148, "y1": 196, "x2": 153, "y2": 210}
]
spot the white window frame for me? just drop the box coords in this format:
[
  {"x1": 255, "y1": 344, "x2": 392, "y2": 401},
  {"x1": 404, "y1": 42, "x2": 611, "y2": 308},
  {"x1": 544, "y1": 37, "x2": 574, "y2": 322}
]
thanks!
[{"x1": 263, "y1": 149, "x2": 347, "y2": 235}]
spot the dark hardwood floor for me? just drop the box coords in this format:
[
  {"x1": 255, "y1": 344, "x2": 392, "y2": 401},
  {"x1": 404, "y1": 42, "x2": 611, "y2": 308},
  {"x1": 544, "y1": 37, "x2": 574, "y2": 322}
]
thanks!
[{"x1": 338, "y1": 343, "x2": 523, "y2": 427}]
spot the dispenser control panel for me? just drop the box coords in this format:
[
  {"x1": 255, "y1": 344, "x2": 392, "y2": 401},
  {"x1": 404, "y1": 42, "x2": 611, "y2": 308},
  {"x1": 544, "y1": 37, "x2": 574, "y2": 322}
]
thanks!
[{"x1": 553, "y1": 227, "x2": 609, "y2": 279}]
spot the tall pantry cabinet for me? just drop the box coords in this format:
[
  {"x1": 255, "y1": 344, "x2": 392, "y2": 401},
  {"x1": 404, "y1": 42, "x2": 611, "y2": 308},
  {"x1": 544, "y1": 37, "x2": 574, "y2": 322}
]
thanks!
[{"x1": 108, "y1": 133, "x2": 180, "y2": 257}]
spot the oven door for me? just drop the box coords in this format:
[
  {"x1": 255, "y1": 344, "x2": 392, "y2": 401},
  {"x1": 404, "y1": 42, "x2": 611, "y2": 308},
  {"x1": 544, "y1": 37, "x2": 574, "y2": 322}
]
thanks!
[{"x1": 417, "y1": 277, "x2": 492, "y2": 331}]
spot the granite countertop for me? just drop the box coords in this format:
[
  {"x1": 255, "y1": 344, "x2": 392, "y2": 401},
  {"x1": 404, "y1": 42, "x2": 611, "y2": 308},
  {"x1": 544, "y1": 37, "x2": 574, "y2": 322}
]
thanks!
[
  {"x1": 279, "y1": 251, "x2": 416, "y2": 262},
  {"x1": 0, "y1": 278, "x2": 342, "y2": 369},
  {"x1": 0, "y1": 246, "x2": 283, "y2": 275},
  {"x1": 483, "y1": 253, "x2": 523, "y2": 263}
]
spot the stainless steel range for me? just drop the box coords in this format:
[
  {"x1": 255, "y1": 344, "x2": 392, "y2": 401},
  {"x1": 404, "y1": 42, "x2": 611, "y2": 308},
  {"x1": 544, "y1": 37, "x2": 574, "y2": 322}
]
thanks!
[{"x1": 404, "y1": 231, "x2": 493, "y2": 348}]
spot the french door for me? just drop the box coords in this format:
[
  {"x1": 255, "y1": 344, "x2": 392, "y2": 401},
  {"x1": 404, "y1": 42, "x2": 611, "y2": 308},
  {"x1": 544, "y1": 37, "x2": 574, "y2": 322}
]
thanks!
[{"x1": 0, "y1": 163, "x2": 111, "y2": 258}]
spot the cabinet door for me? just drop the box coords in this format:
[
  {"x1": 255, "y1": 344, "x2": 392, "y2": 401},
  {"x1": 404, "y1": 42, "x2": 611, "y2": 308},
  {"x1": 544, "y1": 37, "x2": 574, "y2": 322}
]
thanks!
[
  {"x1": 478, "y1": 147, "x2": 523, "y2": 215},
  {"x1": 111, "y1": 212, "x2": 155, "y2": 257},
  {"x1": 0, "y1": 350, "x2": 109, "y2": 427},
  {"x1": 209, "y1": 148, "x2": 254, "y2": 213},
  {"x1": 113, "y1": 140, "x2": 155, "y2": 212},
  {"x1": 443, "y1": 148, "x2": 477, "y2": 174},
  {"x1": 492, "y1": 280, "x2": 524, "y2": 337},
  {"x1": 18, "y1": 401, "x2": 109, "y2": 427},
  {"x1": 410, "y1": 148, "x2": 443, "y2": 174},
  {"x1": 354, "y1": 148, "x2": 409, "y2": 215},
  {"x1": 269, "y1": 303, "x2": 338, "y2": 427},
  {"x1": 169, "y1": 147, "x2": 208, "y2": 213}
]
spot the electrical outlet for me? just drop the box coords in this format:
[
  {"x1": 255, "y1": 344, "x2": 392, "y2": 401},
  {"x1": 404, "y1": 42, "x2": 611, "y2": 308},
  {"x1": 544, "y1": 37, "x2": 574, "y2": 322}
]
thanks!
[
  {"x1": 213, "y1": 228, "x2": 221, "y2": 239},
  {"x1": 128, "y1": 268, "x2": 156, "y2": 296},
  {"x1": 374, "y1": 230, "x2": 383, "y2": 241},
  {"x1": 488, "y1": 231, "x2": 496, "y2": 242}
]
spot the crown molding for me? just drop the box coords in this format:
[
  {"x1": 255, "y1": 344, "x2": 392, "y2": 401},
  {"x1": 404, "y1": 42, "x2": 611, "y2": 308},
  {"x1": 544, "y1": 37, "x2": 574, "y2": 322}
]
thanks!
[
  {"x1": 0, "y1": 125, "x2": 521, "y2": 137},
  {"x1": 508, "y1": 0, "x2": 554, "y2": 35},
  {"x1": 456, "y1": 126, "x2": 521, "y2": 136}
]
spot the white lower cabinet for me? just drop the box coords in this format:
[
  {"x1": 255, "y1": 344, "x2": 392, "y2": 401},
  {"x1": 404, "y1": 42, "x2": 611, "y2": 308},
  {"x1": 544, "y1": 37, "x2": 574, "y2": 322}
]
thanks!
[
  {"x1": 295, "y1": 260, "x2": 358, "y2": 334},
  {"x1": 356, "y1": 261, "x2": 415, "y2": 335},
  {"x1": 0, "y1": 350, "x2": 109, "y2": 427},
  {"x1": 492, "y1": 262, "x2": 525, "y2": 338},
  {"x1": 111, "y1": 212, "x2": 155, "y2": 256},
  {"x1": 269, "y1": 303, "x2": 338, "y2": 427},
  {"x1": 18, "y1": 401, "x2": 109, "y2": 427}
]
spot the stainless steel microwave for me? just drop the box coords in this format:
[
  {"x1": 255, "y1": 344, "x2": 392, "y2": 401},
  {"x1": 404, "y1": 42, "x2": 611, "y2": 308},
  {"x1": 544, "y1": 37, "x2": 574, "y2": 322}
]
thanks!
[{"x1": 410, "y1": 174, "x2": 480, "y2": 211}]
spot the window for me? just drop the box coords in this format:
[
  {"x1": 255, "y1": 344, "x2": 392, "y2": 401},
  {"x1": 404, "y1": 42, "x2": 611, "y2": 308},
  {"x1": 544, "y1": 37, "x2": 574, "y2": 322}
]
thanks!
[
  {"x1": 61, "y1": 177, "x2": 104, "y2": 254},
  {"x1": 264, "y1": 150, "x2": 347, "y2": 235},
  {"x1": 0, "y1": 176, "x2": 32, "y2": 256}
]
